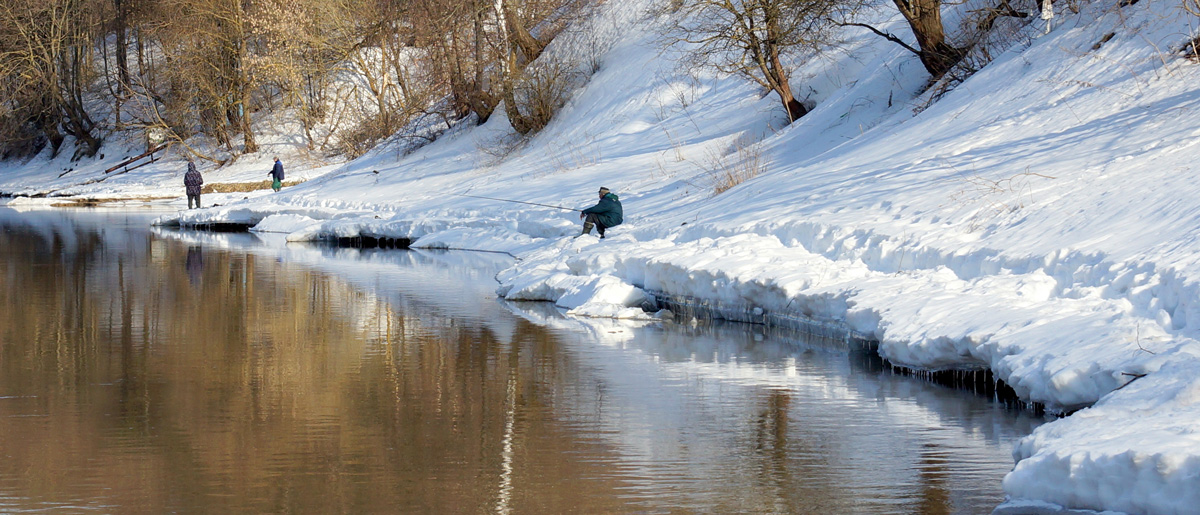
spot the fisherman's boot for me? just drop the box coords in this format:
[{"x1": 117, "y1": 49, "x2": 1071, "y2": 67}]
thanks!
[{"x1": 580, "y1": 221, "x2": 594, "y2": 236}]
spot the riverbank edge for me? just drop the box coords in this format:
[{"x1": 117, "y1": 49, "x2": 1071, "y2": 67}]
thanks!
[
  {"x1": 646, "y1": 288, "x2": 1044, "y2": 413},
  {"x1": 27, "y1": 203, "x2": 1145, "y2": 513},
  {"x1": 274, "y1": 221, "x2": 1050, "y2": 414}
]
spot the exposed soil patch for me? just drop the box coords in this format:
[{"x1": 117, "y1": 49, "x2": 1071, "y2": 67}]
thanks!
[
  {"x1": 202, "y1": 179, "x2": 306, "y2": 194},
  {"x1": 49, "y1": 196, "x2": 176, "y2": 208}
]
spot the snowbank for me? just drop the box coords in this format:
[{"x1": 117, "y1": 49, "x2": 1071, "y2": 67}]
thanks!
[{"x1": 6, "y1": 0, "x2": 1200, "y2": 512}]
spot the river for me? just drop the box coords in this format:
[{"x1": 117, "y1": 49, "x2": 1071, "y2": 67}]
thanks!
[{"x1": 0, "y1": 208, "x2": 1042, "y2": 514}]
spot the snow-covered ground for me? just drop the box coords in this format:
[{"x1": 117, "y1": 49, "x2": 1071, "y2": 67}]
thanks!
[
  {"x1": 0, "y1": 111, "x2": 346, "y2": 207},
  {"x1": 5, "y1": 0, "x2": 1200, "y2": 513}
]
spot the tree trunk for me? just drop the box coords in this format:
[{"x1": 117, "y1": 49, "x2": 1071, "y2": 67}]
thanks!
[
  {"x1": 474, "y1": 0, "x2": 485, "y2": 87},
  {"x1": 113, "y1": 0, "x2": 130, "y2": 94},
  {"x1": 502, "y1": 87, "x2": 534, "y2": 135},
  {"x1": 758, "y1": 46, "x2": 808, "y2": 123},
  {"x1": 62, "y1": 44, "x2": 101, "y2": 158},
  {"x1": 239, "y1": 87, "x2": 257, "y2": 153},
  {"x1": 892, "y1": 0, "x2": 964, "y2": 78},
  {"x1": 758, "y1": 6, "x2": 808, "y2": 123},
  {"x1": 501, "y1": 0, "x2": 545, "y2": 64},
  {"x1": 136, "y1": 27, "x2": 148, "y2": 86},
  {"x1": 112, "y1": 0, "x2": 129, "y2": 128},
  {"x1": 467, "y1": 86, "x2": 498, "y2": 124},
  {"x1": 38, "y1": 109, "x2": 66, "y2": 157},
  {"x1": 233, "y1": 2, "x2": 256, "y2": 154},
  {"x1": 501, "y1": 65, "x2": 537, "y2": 135},
  {"x1": 775, "y1": 83, "x2": 808, "y2": 123},
  {"x1": 442, "y1": 27, "x2": 485, "y2": 121}
]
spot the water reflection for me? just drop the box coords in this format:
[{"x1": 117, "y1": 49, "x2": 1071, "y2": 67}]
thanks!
[
  {"x1": 507, "y1": 303, "x2": 1043, "y2": 514},
  {"x1": 0, "y1": 208, "x2": 1041, "y2": 514}
]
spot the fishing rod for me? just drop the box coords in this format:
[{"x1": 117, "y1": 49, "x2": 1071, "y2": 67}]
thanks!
[{"x1": 457, "y1": 193, "x2": 581, "y2": 212}]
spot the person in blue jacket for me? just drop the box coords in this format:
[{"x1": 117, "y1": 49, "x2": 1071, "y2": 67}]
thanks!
[
  {"x1": 579, "y1": 187, "x2": 623, "y2": 238},
  {"x1": 268, "y1": 157, "x2": 284, "y2": 191}
]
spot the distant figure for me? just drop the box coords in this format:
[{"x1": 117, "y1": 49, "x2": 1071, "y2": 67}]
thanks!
[
  {"x1": 579, "y1": 187, "x2": 623, "y2": 238},
  {"x1": 269, "y1": 157, "x2": 284, "y2": 192},
  {"x1": 184, "y1": 158, "x2": 203, "y2": 209}
]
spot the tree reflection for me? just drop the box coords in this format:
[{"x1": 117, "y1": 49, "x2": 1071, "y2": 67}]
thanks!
[
  {"x1": 0, "y1": 214, "x2": 1034, "y2": 514},
  {"x1": 0, "y1": 222, "x2": 634, "y2": 513}
]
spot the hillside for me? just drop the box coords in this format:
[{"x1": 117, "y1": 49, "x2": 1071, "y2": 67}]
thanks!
[{"x1": 5, "y1": 0, "x2": 1200, "y2": 512}]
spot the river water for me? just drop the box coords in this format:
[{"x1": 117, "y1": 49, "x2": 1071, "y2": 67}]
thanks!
[{"x1": 0, "y1": 208, "x2": 1042, "y2": 514}]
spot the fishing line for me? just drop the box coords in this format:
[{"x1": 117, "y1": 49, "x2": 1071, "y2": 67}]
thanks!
[{"x1": 457, "y1": 193, "x2": 581, "y2": 212}]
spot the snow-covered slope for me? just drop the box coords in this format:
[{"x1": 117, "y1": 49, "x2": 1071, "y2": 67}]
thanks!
[{"x1": 6, "y1": 0, "x2": 1200, "y2": 512}]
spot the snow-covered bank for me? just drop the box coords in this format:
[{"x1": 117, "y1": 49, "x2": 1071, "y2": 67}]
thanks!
[{"x1": 7, "y1": 0, "x2": 1200, "y2": 512}]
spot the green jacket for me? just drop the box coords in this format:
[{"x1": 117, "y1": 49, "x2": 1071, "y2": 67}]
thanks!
[{"x1": 582, "y1": 193, "x2": 623, "y2": 228}]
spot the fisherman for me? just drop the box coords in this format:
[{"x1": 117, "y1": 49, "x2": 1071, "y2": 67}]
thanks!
[
  {"x1": 184, "y1": 158, "x2": 203, "y2": 209},
  {"x1": 268, "y1": 157, "x2": 284, "y2": 192},
  {"x1": 579, "y1": 187, "x2": 623, "y2": 238}
]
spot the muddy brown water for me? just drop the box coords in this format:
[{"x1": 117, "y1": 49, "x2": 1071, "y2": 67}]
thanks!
[{"x1": 0, "y1": 208, "x2": 1042, "y2": 514}]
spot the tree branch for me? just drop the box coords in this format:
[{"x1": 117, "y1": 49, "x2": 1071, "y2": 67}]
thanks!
[
  {"x1": 837, "y1": 21, "x2": 921, "y2": 57},
  {"x1": 974, "y1": 0, "x2": 1029, "y2": 33}
]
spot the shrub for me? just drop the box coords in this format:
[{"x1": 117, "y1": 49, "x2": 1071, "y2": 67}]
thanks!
[
  {"x1": 504, "y1": 60, "x2": 581, "y2": 135},
  {"x1": 704, "y1": 140, "x2": 765, "y2": 195}
]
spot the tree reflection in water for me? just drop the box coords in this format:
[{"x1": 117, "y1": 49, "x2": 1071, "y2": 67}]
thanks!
[{"x1": 0, "y1": 209, "x2": 1041, "y2": 514}]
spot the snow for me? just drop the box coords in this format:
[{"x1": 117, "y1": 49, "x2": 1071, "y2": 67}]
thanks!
[{"x1": 4, "y1": 0, "x2": 1200, "y2": 512}]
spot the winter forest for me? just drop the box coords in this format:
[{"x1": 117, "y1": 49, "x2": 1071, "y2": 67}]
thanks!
[{"x1": 1, "y1": 0, "x2": 1070, "y2": 165}]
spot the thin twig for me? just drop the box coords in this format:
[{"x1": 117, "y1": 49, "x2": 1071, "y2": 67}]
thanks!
[{"x1": 836, "y1": 22, "x2": 921, "y2": 56}]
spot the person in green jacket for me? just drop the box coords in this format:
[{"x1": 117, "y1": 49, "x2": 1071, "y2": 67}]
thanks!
[{"x1": 579, "y1": 187, "x2": 623, "y2": 238}]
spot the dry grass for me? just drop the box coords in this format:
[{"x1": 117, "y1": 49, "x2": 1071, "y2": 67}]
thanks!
[
  {"x1": 947, "y1": 167, "x2": 1056, "y2": 232},
  {"x1": 507, "y1": 60, "x2": 581, "y2": 135},
  {"x1": 704, "y1": 141, "x2": 765, "y2": 195},
  {"x1": 202, "y1": 179, "x2": 305, "y2": 194},
  {"x1": 43, "y1": 179, "x2": 308, "y2": 208},
  {"x1": 49, "y1": 196, "x2": 176, "y2": 207}
]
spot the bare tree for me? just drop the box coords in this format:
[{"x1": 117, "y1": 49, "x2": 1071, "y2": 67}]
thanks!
[
  {"x1": 409, "y1": 0, "x2": 503, "y2": 123},
  {"x1": 328, "y1": 1, "x2": 445, "y2": 156},
  {"x1": 502, "y1": 59, "x2": 579, "y2": 135},
  {"x1": 502, "y1": 0, "x2": 549, "y2": 64},
  {"x1": 0, "y1": 0, "x2": 105, "y2": 159},
  {"x1": 249, "y1": 0, "x2": 364, "y2": 150},
  {"x1": 145, "y1": 0, "x2": 259, "y2": 153},
  {"x1": 412, "y1": 0, "x2": 588, "y2": 132},
  {"x1": 0, "y1": 0, "x2": 599, "y2": 163},
  {"x1": 97, "y1": 0, "x2": 132, "y2": 128},
  {"x1": 497, "y1": 0, "x2": 598, "y2": 134},
  {"x1": 848, "y1": 0, "x2": 1039, "y2": 80},
  {"x1": 889, "y1": 0, "x2": 964, "y2": 78},
  {"x1": 670, "y1": 0, "x2": 851, "y2": 123}
]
